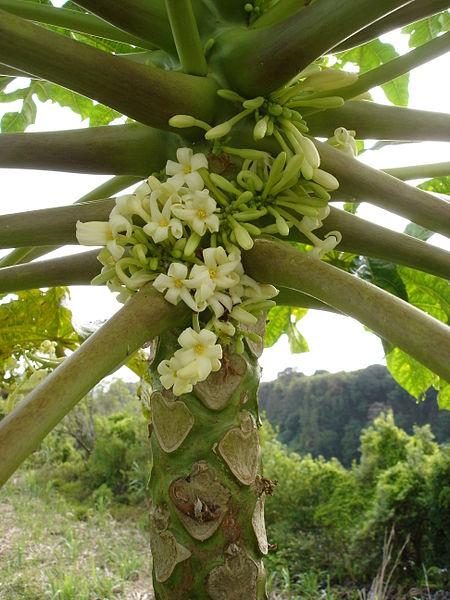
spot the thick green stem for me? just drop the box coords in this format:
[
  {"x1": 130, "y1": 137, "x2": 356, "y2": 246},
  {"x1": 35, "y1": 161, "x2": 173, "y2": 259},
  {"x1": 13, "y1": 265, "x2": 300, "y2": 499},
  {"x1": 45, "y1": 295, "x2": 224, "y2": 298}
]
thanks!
[
  {"x1": 320, "y1": 32, "x2": 450, "y2": 101},
  {"x1": 214, "y1": 0, "x2": 412, "y2": 95},
  {"x1": 333, "y1": 0, "x2": 450, "y2": 53},
  {"x1": 0, "y1": 0, "x2": 156, "y2": 50},
  {"x1": 165, "y1": 0, "x2": 207, "y2": 75},
  {"x1": 0, "y1": 251, "x2": 100, "y2": 293},
  {"x1": 312, "y1": 207, "x2": 450, "y2": 280},
  {"x1": 0, "y1": 124, "x2": 180, "y2": 174},
  {"x1": 383, "y1": 162, "x2": 450, "y2": 181},
  {"x1": 148, "y1": 330, "x2": 267, "y2": 599},
  {"x1": 73, "y1": 0, "x2": 175, "y2": 53},
  {"x1": 0, "y1": 176, "x2": 139, "y2": 268},
  {"x1": 315, "y1": 140, "x2": 450, "y2": 237},
  {"x1": 0, "y1": 200, "x2": 115, "y2": 249},
  {"x1": 306, "y1": 101, "x2": 450, "y2": 141},
  {"x1": 277, "y1": 287, "x2": 336, "y2": 312},
  {"x1": 245, "y1": 239, "x2": 450, "y2": 382},
  {"x1": 0, "y1": 11, "x2": 217, "y2": 131},
  {"x1": 0, "y1": 285, "x2": 188, "y2": 487}
]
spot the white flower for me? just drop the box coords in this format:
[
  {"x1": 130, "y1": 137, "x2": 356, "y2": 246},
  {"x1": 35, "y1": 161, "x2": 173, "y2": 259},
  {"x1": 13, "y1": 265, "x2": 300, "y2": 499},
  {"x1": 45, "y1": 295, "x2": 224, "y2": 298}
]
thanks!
[
  {"x1": 171, "y1": 189, "x2": 219, "y2": 236},
  {"x1": 153, "y1": 263, "x2": 202, "y2": 311},
  {"x1": 165, "y1": 147, "x2": 208, "y2": 190},
  {"x1": 143, "y1": 197, "x2": 183, "y2": 243},
  {"x1": 76, "y1": 220, "x2": 124, "y2": 260},
  {"x1": 158, "y1": 355, "x2": 194, "y2": 396},
  {"x1": 239, "y1": 274, "x2": 279, "y2": 301},
  {"x1": 109, "y1": 213, "x2": 133, "y2": 238},
  {"x1": 189, "y1": 247, "x2": 241, "y2": 302},
  {"x1": 205, "y1": 290, "x2": 234, "y2": 319},
  {"x1": 111, "y1": 193, "x2": 150, "y2": 221},
  {"x1": 175, "y1": 328, "x2": 222, "y2": 382}
]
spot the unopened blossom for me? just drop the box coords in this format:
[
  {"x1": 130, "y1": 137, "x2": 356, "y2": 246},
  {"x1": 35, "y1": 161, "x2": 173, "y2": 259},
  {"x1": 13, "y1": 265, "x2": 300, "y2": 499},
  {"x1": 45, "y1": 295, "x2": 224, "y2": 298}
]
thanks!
[
  {"x1": 153, "y1": 263, "x2": 202, "y2": 311},
  {"x1": 175, "y1": 328, "x2": 222, "y2": 382},
  {"x1": 76, "y1": 220, "x2": 124, "y2": 260},
  {"x1": 109, "y1": 213, "x2": 133, "y2": 238},
  {"x1": 143, "y1": 197, "x2": 183, "y2": 243},
  {"x1": 239, "y1": 274, "x2": 279, "y2": 300},
  {"x1": 166, "y1": 147, "x2": 208, "y2": 190},
  {"x1": 158, "y1": 355, "x2": 195, "y2": 396},
  {"x1": 172, "y1": 189, "x2": 219, "y2": 236}
]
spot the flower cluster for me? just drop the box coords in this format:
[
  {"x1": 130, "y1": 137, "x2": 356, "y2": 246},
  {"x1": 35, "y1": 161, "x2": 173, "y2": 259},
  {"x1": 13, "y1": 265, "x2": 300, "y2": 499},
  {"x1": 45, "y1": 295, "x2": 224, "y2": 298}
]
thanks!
[{"x1": 76, "y1": 68, "x2": 349, "y2": 395}]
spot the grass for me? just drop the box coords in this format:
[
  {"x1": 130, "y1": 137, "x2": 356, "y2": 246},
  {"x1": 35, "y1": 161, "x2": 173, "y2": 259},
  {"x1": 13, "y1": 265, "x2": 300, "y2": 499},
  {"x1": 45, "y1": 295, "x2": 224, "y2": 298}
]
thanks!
[{"x1": 0, "y1": 472, "x2": 154, "y2": 600}]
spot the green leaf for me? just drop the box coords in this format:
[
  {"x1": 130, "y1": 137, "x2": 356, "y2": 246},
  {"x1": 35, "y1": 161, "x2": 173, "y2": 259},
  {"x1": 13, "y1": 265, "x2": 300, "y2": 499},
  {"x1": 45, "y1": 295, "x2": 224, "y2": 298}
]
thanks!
[
  {"x1": 403, "y1": 13, "x2": 450, "y2": 48},
  {"x1": 337, "y1": 39, "x2": 409, "y2": 106},
  {"x1": 386, "y1": 267, "x2": 449, "y2": 403},
  {"x1": 398, "y1": 266, "x2": 449, "y2": 324},
  {"x1": 355, "y1": 258, "x2": 408, "y2": 300},
  {"x1": 403, "y1": 223, "x2": 433, "y2": 242},
  {"x1": 418, "y1": 176, "x2": 450, "y2": 195},
  {"x1": 0, "y1": 288, "x2": 78, "y2": 360},
  {"x1": 0, "y1": 84, "x2": 37, "y2": 132},
  {"x1": 386, "y1": 348, "x2": 438, "y2": 401},
  {"x1": 34, "y1": 81, "x2": 121, "y2": 126},
  {"x1": 265, "y1": 306, "x2": 308, "y2": 353}
]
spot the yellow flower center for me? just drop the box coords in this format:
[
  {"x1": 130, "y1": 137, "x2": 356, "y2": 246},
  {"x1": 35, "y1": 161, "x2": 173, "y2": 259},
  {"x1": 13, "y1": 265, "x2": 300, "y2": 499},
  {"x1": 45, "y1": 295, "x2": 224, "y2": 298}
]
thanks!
[
  {"x1": 209, "y1": 269, "x2": 217, "y2": 279},
  {"x1": 159, "y1": 218, "x2": 169, "y2": 227},
  {"x1": 194, "y1": 344, "x2": 205, "y2": 355},
  {"x1": 197, "y1": 209, "x2": 207, "y2": 219},
  {"x1": 183, "y1": 165, "x2": 192, "y2": 174},
  {"x1": 174, "y1": 279, "x2": 183, "y2": 288}
]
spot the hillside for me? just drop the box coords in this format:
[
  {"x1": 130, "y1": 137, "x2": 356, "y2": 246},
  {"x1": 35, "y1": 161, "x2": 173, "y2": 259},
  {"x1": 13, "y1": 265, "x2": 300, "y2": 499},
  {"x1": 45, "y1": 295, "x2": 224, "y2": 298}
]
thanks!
[{"x1": 259, "y1": 364, "x2": 450, "y2": 465}]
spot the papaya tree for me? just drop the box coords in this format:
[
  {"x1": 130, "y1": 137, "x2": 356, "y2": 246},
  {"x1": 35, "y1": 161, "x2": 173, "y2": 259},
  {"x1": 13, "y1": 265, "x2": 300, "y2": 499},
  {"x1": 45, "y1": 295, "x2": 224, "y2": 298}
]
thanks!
[{"x1": 0, "y1": 1, "x2": 450, "y2": 598}]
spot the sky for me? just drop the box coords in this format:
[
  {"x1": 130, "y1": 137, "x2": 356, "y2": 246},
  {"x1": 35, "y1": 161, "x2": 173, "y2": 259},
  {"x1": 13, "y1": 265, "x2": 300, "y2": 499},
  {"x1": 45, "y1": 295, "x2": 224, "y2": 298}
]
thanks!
[{"x1": 0, "y1": 31, "x2": 449, "y2": 383}]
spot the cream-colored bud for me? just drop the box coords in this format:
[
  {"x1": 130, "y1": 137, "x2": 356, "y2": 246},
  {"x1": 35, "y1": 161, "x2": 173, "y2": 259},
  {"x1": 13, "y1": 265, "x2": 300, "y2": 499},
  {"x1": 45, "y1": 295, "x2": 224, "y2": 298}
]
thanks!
[
  {"x1": 205, "y1": 121, "x2": 232, "y2": 140},
  {"x1": 312, "y1": 168, "x2": 339, "y2": 191}
]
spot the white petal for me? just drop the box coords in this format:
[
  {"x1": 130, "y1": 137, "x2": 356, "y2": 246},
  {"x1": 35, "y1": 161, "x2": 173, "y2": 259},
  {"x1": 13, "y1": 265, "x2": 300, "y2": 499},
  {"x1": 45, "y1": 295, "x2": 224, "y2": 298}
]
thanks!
[
  {"x1": 176, "y1": 147, "x2": 193, "y2": 165},
  {"x1": 168, "y1": 262, "x2": 188, "y2": 279},
  {"x1": 76, "y1": 221, "x2": 111, "y2": 246},
  {"x1": 185, "y1": 171, "x2": 204, "y2": 191},
  {"x1": 191, "y1": 153, "x2": 208, "y2": 171},
  {"x1": 166, "y1": 160, "x2": 184, "y2": 176},
  {"x1": 178, "y1": 327, "x2": 198, "y2": 348}
]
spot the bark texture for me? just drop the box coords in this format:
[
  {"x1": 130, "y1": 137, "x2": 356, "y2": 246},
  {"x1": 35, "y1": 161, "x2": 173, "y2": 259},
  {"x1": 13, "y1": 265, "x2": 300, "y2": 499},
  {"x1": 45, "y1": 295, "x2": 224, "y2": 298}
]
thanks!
[{"x1": 148, "y1": 323, "x2": 270, "y2": 599}]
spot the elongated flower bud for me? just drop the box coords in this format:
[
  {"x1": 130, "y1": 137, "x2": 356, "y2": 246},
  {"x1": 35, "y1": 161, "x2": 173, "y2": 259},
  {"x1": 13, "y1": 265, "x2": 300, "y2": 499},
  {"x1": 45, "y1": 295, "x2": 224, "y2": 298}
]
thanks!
[
  {"x1": 312, "y1": 168, "x2": 339, "y2": 191},
  {"x1": 233, "y1": 222, "x2": 254, "y2": 250},
  {"x1": 298, "y1": 136, "x2": 320, "y2": 169},
  {"x1": 205, "y1": 121, "x2": 232, "y2": 140},
  {"x1": 253, "y1": 116, "x2": 269, "y2": 140},
  {"x1": 301, "y1": 68, "x2": 358, "y2": 91}
]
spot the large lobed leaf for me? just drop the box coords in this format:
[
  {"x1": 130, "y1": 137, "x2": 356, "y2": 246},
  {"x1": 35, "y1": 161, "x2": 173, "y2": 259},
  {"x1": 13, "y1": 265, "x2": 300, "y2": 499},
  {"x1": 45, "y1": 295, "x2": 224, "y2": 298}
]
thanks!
[
  {"x1": 0, "y1": 287, "x2": 78, "y2": 360},
  {"x1": 336, "y1": 38, "x2": 409, "y2": 106},
  {"x1": 386, "y1": 267, "x2": 450, "y2": 407},
  {"x1": 403, "y1": 12, "x2": 450, "y2": 48},
  {"x1": 265, "y1": 306, "x2": 309, "y2": 354}
]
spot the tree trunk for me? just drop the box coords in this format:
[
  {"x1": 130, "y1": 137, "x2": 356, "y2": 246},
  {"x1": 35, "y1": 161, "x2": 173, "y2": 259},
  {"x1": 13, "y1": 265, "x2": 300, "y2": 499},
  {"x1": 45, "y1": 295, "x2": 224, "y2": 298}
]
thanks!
[{"x1": 148, "y1": 322, "x2": 270, "y2": 599}]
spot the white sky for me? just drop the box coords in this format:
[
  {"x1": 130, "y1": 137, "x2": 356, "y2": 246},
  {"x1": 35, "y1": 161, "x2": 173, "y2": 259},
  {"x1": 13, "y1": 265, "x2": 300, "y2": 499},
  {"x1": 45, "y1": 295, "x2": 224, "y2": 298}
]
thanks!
[{"x1": 0, "y1": 32, "x2": 449, "y2": 383}]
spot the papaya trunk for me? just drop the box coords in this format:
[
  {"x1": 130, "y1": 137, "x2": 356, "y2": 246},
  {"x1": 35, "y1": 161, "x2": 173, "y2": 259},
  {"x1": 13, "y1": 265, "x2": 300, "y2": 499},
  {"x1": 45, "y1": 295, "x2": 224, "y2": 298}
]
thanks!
[{"x1": 147, "y1": 323, "x2": 270, "y2": 599}]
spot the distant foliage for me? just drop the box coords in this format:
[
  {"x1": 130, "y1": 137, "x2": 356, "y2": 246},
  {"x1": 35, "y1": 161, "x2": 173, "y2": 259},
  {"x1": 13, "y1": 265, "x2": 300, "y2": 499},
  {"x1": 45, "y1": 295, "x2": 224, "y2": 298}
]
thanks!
[{"x1": 259, "y1": 365, "x2": 450, "y2": 465}]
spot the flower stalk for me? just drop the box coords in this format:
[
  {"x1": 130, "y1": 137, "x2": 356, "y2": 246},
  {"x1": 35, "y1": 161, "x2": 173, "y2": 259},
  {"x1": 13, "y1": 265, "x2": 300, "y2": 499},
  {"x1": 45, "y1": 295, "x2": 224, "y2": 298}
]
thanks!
[{"x1": 165, "y1": 0, "x2": 207, "y2": 76}]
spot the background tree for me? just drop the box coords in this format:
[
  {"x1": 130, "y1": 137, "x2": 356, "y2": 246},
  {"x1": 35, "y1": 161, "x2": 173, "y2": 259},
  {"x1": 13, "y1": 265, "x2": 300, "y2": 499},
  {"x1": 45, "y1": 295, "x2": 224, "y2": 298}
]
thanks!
[{"x1": 0, "y1": 1, "x2": 449, "y2": 598}]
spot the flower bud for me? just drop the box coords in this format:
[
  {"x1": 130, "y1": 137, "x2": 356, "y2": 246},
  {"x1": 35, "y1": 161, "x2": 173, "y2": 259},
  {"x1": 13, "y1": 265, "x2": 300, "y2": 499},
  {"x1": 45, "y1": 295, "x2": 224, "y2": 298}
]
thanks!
[
  {"x1": 302, "y1": 69, "x2": 358, "y2": 91},
  {"x1": 169, "y1": 115, "x2": 198, "y2": 128},
  {"x1": 253, "y1": 116, "x2": 268, "y2": 140},
  {"x1": 312, "y1": 168, "x2": 339, "y2": 191},
  {"x1": 205, "y1": 121, "x2": 232, "y2": 140},
  {"x1": 233, "y1": 222, "x2": 254, "y2": 250},
  {"x1": 217, "y1": 89, "x2": 245, "y2": 102},
  {"x1": 298, "y1": 136, "x2": 320, "y2": 169},
  {"x1": 243, "y1": 96, "x2": 265, "y2": 110}
]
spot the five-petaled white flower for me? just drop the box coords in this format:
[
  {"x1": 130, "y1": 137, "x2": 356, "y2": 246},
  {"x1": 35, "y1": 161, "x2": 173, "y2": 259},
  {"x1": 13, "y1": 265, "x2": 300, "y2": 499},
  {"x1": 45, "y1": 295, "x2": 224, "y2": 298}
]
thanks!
[
  {"x1": 190, "y1": 246, "x2": 241, "y2": 302},
  {"x1": 166, "y1": 147, "x2": 208, "y2": 191},
  {"x1": 158, "y1": 355, "x2": 194, "y2": 396},
  {"x1": 175, "y1": 328, "x2": 222, "y2": 382},
  {"x1": 76, "y1": 220, "x2": 125, "y2": 260},
  {"x1": 143, "y1": 197, "x2": 183, "y2": 243},
  {"x1": 171, "y1": 189, "x2": 219, "y2": 236},
  {"x1": 153, "y1": 263, "x2": 203, "y2": 312}
]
